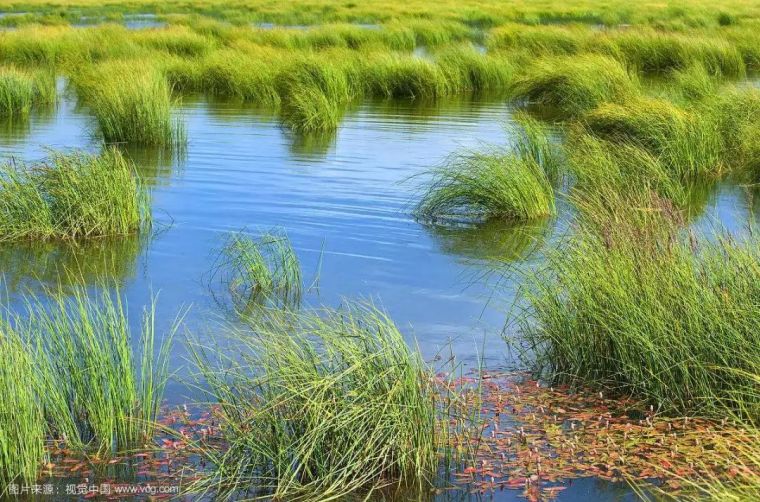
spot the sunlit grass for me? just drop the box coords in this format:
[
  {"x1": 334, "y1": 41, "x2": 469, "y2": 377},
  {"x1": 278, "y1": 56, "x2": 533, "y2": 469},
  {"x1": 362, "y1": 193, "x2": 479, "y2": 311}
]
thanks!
[
  {"x1": 0, "y1": 149, "x2": 150, "y2": 241},
  {"x1": 188, "y1": 303, "x2": 439, "y2": 500},
  {"x1": 74, "y1": 60, "x2": 185, "y2": 145}
]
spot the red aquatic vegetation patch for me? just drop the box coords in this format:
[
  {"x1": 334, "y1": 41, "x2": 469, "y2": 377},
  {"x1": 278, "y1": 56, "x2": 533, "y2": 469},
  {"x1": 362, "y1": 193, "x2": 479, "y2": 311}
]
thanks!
[{"x1": 439, "y1": 371, "x2": 757, "y2": 500}]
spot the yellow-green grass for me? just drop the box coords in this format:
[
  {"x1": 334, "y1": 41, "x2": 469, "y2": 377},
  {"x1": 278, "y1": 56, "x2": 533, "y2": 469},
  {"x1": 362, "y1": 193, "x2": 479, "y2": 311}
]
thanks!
[
  {"x1": 510, "y1": 54, "x2": 639, "y2": 116},
  {"x1": 582, "y1": 97, "x2": 724, "y2": 180},
  {"x1": 188, "y1": 303, "x2": 438, "y2": 500},
  {"x1": 0, "y1": 149, "x2": 150, "y2": 241},
  {"x1": 0, "y1": 330, "x2": 46, "y2": 490},
  {"x1": 518, "y1": 214, "x2": 760, "y2": 419},
  {"x1": 74, "y1": 59, "x2": 184, "y2": 145},
  {"x1": 0, "y1": 66, "x2": 55, "y2": 116}
]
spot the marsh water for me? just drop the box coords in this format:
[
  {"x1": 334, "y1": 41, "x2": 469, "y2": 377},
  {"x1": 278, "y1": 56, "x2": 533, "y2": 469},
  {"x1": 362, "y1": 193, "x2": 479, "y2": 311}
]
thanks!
[{"x1": 0, "y1": 85, "x2": 755, "y2": 501}]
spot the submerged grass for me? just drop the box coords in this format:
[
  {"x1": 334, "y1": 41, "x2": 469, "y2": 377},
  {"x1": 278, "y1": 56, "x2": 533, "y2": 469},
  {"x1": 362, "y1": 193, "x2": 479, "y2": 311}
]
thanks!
[
  {"x1": 189, "y1": 303, "x2": 438, "y2": 500},
  {"x1": 214, "y1": 230, "x2": 302, "y2": 309},
  {"x1": 0, "y1": 149, "x2": 150, "y2": 242}
]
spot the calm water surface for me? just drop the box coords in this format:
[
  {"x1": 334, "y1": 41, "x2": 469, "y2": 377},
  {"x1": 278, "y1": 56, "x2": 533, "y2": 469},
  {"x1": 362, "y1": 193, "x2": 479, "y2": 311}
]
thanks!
[{"x1": 0, "y1": 87, "x2": 754, "y2": 501}]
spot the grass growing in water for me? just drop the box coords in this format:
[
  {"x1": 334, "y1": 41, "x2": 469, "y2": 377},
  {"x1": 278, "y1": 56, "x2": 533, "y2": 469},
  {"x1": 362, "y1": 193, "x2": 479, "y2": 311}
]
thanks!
[
  {"x1": 75, "y1": 60, "x2": 184, "y2": 146},
  {"x1": 0, "y1": 149, "x2": 150, "y2": 241},
  {"x1": 213, "y1": 230, "x2": 302, "y2": 309},
  {"x1": 24, "y1": 287, "x2": 180, "y2": 453},
  {"x1": 0, "y1": 330, "x2": 46, "y2": 489},
  {"x1": 518, "y1": 219, "x2": 760, "y2": 419},
  {"x1": 415, "y1": 115, "x2": 559, "y2": 222},
  {"x1": 189, "y1": 303, "x2": 438, "y2": 500},
  {"x1": 510, "y1": 54, "x2": 638, "y2": 116},
  {"x1": 582, "y1": 97, "x2": 724, "y2": 180},
  {"x1": 0, "y1": 66, "x2": 55, "y2": 117}
]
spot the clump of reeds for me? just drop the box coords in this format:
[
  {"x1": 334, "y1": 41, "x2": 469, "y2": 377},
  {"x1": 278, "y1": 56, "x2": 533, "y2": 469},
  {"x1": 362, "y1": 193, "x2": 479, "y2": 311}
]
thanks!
[
  {"x1": 0, "y1": 330, "x2": 46, "y2": 489},
  {"x1": 189, "y1": 303, "x2": 438, "y2": 500},
  {"x1": 363, "y1": 53, "x2": 450, "y2": 99},
  {"x1": 75, "y1": 60, "x2": 184, "y2": 146},
  {"x1": 434, "y1": 45, "x2": 513, "y2": 94},
  {"x1": 277, "y1": 56, "x2": 355, "y2": 131},
  {"x1": 706, "y1": 87, "x2": 760, "y2": 177},
  {"x1": 0, "y1": 149, "x2": 150, "y2": 241},
  {"x1": 611, "y1": 30, "x2": 746, "y2": 77},
  {"x1": 24, "y1": 286, "x2": 180, "y2": 453},
  {"x1": 0, "y1": 66, "x2": 55, "y2": 117},
  {"x1": 518, "y1": 217, "x2": 760, "y2": 419},
  {"x1": 415, "y1": 115, "x2": 559, "y2": 222},
  {"x1": 582, "y1": 97, "x2": 724, "y2": 180},
  {"x1": 510, "y1": 54, "x2": 638, "y2": 116},
  {"x1": 213, "y1": 230, "x2": 302, "y2": 309}
]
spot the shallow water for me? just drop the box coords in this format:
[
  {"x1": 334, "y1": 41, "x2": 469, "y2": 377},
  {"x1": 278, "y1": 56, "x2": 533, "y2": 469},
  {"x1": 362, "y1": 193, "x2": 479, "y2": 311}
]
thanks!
[{"x1": 0, "y1": 88, "x2": 755, "y2": 501}]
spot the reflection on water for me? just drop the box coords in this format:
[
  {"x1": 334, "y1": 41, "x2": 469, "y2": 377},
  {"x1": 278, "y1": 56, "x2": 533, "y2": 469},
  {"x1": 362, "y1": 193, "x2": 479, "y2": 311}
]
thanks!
[
  {"x1": 426, "y1": 218, "x2": 550, "y2": 264},
  {"x1": 0, "y1": 234, "x2": 145, "y2": 294}
]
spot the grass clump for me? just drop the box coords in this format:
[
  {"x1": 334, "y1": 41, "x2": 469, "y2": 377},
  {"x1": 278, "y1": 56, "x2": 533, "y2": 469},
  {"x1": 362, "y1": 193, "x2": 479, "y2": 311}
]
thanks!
[
  {"x1": 415, "y1": 116, "x2": 559, "y2": 222},
  {"x1": 0, "y1": 330, "x2": 46, "y2": 489},
  {"x1": 0, "y1": 66, "x2": 55, "y2": 117},
  {"x1": 76, "y1": 60, "x2": 184, "y2": 146},
  {"x1": 707, "y1": 87, "x2": 760, "y2": 177},
  {"x1": 213, "y1": 230, "x2": 302, "y2": 309},
  {"x1": 435, "y1": 45, "x2": 513, "y2": 94},
  {"x1": 0, "y1": 149, "x2": 150, "y2": 242},
  {"x1": 582, "y1": 97, "x2": 724, "y2": 179},
  {"x1": 519, "y1": 221, "x2": 760, "y2": 419},
  {"x1": 611, "y1": 30, "x2": 746, "y2": 77},
  {"x1": 190, "y1": 303, "x2": 438, "y2": 500},
  {"x1": 510, "y1": 54, "x2": 638, "y2": 116},
  {"x1": 277, "y1": 56, "x2": 355, "y2": 131},
  {"x1": 24, "y1": 287, "x2": 179, "y2": 453},
  {"x1": 363, "y1": 53, "x2": 450, "y2": 100}
]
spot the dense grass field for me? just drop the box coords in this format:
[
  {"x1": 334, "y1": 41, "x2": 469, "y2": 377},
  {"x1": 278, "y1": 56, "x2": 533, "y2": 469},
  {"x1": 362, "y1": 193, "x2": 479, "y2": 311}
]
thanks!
[{"x1": 0, "y1": 0, "x2": 758, "y2": 500}]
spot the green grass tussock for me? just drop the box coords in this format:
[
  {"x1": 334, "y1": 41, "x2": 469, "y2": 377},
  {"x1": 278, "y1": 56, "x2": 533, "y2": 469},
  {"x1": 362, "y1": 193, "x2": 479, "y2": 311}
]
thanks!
[
  {"x1": 707, "y1": 87, "x2": 760, "y2": 177},
  {"x1": 214, "y1": 230, "x2": 302, "y2": 309},
  {"x1": 416, "y1": 116, "x2": 559, "y2": 222},
  {"x1": 363, "y1": 53, "x2": 450, "y2": 99},
  {"x1": 0, "y1": 331, "x2": 46, "y2": 489},
  {"x1": 582, "y1": 97, "x2": 724, "y2": 179},
  {"x1": 189, "y1": 303, "x2": 438, "y2": 500},
  {"x1": 611, "y1": 30, "x2": 746, "y2": 77},
  {"x1": 75, "y1": 60, "x2": 184, "y2": 146},
  {"x1": 25, "y1": 287, "x2": 180, "y2": 453},
  {"x1": 0, "y1": 149, "x2": 150, "y2": 242},
  {"x1": 0, "y1": 66, "x2": 55, "y2": 117},
  {"x1": 486, "y1": 24, "x2": 589, "y2": 55},
  {"x1": 510, "y1": 54, "x2": 638, "y2": 116},
  {"x1": 519, "y1": 223, "x2": 760, "y2": 419},
  {"x1": 133, "y1": 25, "x2": 214, "y2": 57},
  {"x1": 434, "y1": 45, "x2": 513, "y2": 93}
]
